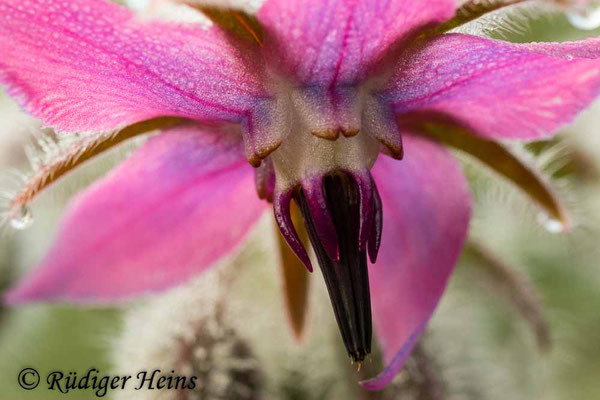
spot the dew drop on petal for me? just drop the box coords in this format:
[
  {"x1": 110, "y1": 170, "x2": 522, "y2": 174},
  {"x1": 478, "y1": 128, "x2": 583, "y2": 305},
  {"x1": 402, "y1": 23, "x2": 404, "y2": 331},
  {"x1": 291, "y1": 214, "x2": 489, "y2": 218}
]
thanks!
[
  {"x1": 9, "y1": 204, "x2": 33, "y2": 230},
  {"x1": 567, "y1": 3, "x2": 600, "y2": 30},
  {"x1": 537, "y1": 213, "x2": 564, "y2": 234}
]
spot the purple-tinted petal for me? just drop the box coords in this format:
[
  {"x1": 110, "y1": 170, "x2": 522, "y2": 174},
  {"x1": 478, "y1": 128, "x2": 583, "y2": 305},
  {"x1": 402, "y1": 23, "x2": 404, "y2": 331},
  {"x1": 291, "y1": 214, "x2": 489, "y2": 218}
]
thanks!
[
  {"x1": 5, "y1": 124, "x2": 266, "y2": 303},
  {"x1": 257, "y1": 0, "x2": 455, "y2": 86},
  {"x1": 385, "y1": 34, "x2": 600, "y2": 140},
  {"x1": 362, "y1": 134, "x2": 471, "y2": 390},
  {"x1": 0, "y1": 0, "x2": 267, "y2": 133}
]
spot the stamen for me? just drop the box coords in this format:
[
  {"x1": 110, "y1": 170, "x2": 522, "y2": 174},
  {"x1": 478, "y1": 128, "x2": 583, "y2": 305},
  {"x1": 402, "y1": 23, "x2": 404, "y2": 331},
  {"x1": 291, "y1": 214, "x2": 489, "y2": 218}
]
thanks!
[
  {"x1": 311, "y1": 129, "x2": 342, "y2": 141},
  {"x1": 368, "y1": 185, "x2": 383, "y2": 264},
  {"x1": 342, "y1": 129, "x2": 360, "y2": 138},
  {"x1": 294, "y1": 172, "x2": 381, "y2": 363},
  {"x1": 352, "y1": 171, "x2": 375, "y2": 252},
  {"x1": 300, "y1": 176, "x2": 339, "y2": 262},
  {"x1": 8, "y1": 117, "x2": 181, "y2": 212},
  {"x1": 254, "y1": 158, "x2": 275, "y2": 202},
  {"x1": 310, "y1": 128, "x2": 361, "y2": 141},
  {"x1": 273, "y1": 190, "x2": 313, "y2": 272}
]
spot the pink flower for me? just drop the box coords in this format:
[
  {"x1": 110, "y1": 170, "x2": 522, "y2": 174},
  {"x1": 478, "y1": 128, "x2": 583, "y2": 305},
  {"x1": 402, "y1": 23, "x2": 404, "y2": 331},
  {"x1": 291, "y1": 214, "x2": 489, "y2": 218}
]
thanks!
[{"x1": 1, "y1": 0, "x2": 600, "y2": 390}]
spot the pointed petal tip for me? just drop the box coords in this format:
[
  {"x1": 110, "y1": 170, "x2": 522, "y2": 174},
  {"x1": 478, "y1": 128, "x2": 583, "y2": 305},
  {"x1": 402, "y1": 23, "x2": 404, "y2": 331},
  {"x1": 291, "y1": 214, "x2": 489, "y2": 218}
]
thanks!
[
  {"x1": 358, "y1": 377, "x2": 384, "y2": 392},
  {"x1": 358, "y1": 323, "x2": 426, "y2": 391},
  {"x1": 2, "y1": 125, "x2": 265, "y2": 304},
  {"x1": 358, "y1": 363, "x2": 397, "y2": 391}
]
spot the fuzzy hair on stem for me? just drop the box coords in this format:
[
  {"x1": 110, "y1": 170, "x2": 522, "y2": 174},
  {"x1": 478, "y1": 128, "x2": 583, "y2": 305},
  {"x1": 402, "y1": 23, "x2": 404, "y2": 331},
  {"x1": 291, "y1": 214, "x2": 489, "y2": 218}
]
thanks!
[{"x1": 0, "y1": 117, "x2": 182, "y2": 228}]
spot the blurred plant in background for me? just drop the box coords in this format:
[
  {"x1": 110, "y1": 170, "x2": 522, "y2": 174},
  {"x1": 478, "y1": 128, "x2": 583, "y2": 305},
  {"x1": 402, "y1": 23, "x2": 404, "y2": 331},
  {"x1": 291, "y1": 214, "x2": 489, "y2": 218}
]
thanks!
[{"x1": 2, "y1": 1, "x2": 600, "y2": 399}]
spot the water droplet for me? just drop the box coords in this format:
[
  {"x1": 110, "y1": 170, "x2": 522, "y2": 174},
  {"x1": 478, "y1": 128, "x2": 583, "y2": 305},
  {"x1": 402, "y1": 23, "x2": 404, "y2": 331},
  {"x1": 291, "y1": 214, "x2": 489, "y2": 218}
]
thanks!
[
  {"x1": 9, "y1": 204, "x2": 33, "y2": 230},
  {"x1": 537, "y1": 213, "x2": 564, "y2": 234},
  {"x1": 567, "y1": 3, "x2": 600, "y2": 30}
]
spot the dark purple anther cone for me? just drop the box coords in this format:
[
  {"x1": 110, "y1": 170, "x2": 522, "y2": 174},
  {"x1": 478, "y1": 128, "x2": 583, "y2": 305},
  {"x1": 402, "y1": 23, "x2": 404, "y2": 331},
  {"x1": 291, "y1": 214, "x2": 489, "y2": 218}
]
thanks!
[{"x1": 275, "y1": 170, "x2": 383, "y2": 363}]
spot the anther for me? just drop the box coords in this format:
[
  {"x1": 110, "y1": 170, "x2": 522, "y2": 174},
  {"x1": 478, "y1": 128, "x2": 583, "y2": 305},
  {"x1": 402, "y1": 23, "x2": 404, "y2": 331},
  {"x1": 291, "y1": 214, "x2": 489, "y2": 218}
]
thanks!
[{"x1": 293, "y1": 171, "x2": 382, "y2": 363}]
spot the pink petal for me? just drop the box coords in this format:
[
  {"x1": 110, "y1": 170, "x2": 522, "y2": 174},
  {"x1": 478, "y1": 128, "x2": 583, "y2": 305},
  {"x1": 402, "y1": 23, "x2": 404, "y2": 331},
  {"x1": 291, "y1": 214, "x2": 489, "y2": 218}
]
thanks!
[
  {"x1": 0, "y1": 0, "x2": 267, "y2": 133},
  {"x1": 385, "y1": 34, "x2": 600, "y2": 140},
  {"x1": 5, "y1": 124, "x2": 266, "y2": 303},
  {"x1": 257, "y1": 0, "x2": 455, "y2": 86},
  {"x1": 362, "y1": 134, "x2": 471, "y2": 390},
  {"x1": 522, "y1": 37, "x2": 600, "y2": 59}
]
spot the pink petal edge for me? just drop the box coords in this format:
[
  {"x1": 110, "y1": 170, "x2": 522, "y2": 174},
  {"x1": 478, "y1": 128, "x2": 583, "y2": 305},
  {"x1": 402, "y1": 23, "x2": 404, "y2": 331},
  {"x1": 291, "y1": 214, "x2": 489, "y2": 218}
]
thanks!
[
  {"x1": 5, "y1": 124, "x2": 267, "y2": 303},
  {"x1": 386, "y1": 34, "x2": 600, "y2": 140},
  {"x1": 362, "y1": 134, "x2": 472, "y2": 389}
]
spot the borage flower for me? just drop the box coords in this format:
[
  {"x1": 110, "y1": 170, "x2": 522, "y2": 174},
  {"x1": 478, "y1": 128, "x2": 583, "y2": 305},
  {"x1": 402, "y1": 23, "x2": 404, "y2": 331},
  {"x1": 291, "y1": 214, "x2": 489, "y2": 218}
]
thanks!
[{"x1": 2, "y1": 0, "x2": 600, "y2": 389}]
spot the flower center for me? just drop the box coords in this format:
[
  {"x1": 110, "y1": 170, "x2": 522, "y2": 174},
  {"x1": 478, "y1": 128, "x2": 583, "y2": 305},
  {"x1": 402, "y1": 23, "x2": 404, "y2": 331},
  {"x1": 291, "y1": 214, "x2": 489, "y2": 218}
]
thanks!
[
  {"x1": 269, "y1": 86, "x2": 382, "y2": 191},
  {"x1": 270, "y1": 124, "x2": 381, "y2": 191},
  {"x1": 258, "y1": 85, "x2": 387, "y2": 363}
]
